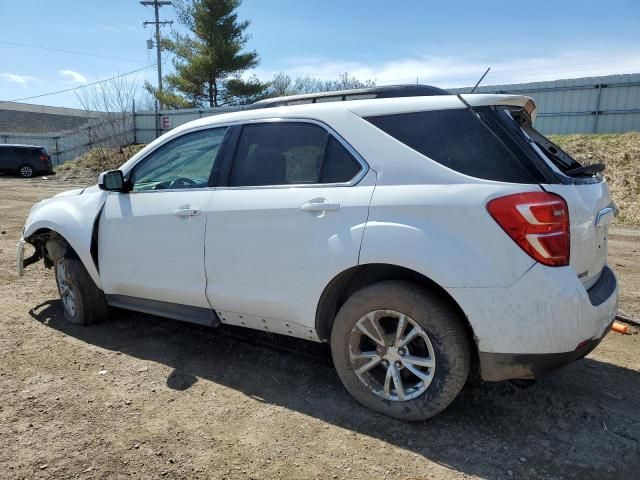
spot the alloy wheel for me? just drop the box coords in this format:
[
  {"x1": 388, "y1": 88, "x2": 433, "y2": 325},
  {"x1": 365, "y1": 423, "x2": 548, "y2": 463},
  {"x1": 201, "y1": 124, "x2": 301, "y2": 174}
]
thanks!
[
  {"x1": 349, "y1": 310, "x2": 436, "y2": 401},
  {"x1": 20, "y1": 165, "x2": 34, "y2": 177}
]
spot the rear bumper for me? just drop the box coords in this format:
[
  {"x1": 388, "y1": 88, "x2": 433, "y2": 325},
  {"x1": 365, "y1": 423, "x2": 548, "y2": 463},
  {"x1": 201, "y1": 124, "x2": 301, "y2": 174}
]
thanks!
[
  {"x1": 447, "y1": 264, "x2": 618, "y2": 381},
  {"x1": 479, "y1": 319, "x2": 613, "y2": 381},
  {"x1": 479, "y1": 266, "x2": 617, "y2": 381}
]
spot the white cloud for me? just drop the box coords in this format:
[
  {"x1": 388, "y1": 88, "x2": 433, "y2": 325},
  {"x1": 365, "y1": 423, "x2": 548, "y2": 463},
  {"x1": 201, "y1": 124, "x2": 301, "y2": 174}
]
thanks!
[
  {"x1": 60, "y1": 69, "x2": 88, "y2": 83},
  {"x1": 98, "y1": 23, "x2": 136, "y2": 33},
  {"x1": 254, "y1": 50, "x2": 640, "y2": 88},
  {"x1": 0, "y1": 73, "x2": 34, "y2": 86}
]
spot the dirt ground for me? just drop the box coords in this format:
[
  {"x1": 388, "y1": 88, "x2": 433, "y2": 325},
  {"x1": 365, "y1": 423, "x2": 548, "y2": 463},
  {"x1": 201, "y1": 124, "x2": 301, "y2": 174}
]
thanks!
[{"x1": 1, "y1": 174, "x2": 639, "y2": 480}]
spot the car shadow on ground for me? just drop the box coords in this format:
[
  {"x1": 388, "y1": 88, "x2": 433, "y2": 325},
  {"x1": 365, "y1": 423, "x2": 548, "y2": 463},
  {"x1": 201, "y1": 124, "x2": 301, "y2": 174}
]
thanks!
[{"x1": 30, "y1": 299, "x2": 640, "y2": 480}]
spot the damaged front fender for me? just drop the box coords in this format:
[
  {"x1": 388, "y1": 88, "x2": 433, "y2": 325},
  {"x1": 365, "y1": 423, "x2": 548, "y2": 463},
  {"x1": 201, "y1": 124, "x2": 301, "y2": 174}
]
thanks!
[{"x1": 20, "y1": 186, "x2": 109, "y2": 288}]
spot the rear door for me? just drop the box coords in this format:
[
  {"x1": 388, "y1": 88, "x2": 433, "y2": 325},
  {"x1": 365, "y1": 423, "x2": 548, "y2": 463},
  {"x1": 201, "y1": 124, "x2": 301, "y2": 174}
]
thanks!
[{"x1": 204, "y1": 120, "x2": 374, "y2": 334}]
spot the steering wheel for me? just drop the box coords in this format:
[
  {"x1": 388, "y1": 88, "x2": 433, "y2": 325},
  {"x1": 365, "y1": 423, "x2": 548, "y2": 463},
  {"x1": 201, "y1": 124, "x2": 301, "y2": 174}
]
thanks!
[{"x1": 168, "y1": 177, "x2": 197, "y2": 189}]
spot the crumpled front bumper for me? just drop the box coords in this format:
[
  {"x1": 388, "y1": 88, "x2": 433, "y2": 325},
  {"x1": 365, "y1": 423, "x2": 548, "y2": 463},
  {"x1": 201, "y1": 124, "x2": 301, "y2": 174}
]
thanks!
[{"x1": 16, "y1": 236, "x2": 41, "y2": 276}]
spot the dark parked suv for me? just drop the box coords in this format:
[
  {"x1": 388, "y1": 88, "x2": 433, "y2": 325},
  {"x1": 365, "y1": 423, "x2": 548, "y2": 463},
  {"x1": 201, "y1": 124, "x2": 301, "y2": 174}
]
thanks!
[{"x1": 0, "y1": 144, "x2": 53, "y2": 177}]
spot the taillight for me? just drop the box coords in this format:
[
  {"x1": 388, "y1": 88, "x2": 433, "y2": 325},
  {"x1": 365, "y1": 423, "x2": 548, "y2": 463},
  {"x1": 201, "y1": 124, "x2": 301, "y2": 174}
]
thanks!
[
  {"x1": 39, "y1": 154, "x2": 48, "y2": 162},
  {"x1": 487, "y1": 191, "x2": 570, "y2": 267}
]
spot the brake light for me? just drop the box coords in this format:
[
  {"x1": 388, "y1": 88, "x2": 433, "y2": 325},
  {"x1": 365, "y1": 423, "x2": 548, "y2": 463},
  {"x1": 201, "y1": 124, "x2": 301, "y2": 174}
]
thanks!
[
  {"x1": 487, "y1": 191, "x2": 570, "y2": 267},
  {"x1": 39, "y1": 154, "x2": 48, "y2": 162}
]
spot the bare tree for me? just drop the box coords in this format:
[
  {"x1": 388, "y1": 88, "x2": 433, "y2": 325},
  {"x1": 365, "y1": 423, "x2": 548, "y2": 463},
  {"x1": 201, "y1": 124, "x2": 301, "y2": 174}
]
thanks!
[
  {"x1": 75, "y1": 75, "x2": 143, "y2": 170},
  {"x1": 265, "y1": 72, "x2": 376, "y2": 98}
]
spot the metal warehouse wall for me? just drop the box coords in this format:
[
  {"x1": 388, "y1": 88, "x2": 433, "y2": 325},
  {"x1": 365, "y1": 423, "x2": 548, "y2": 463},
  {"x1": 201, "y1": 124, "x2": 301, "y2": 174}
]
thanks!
[{"x1": 449, "y1": 73, "x2": 640, "y2": 134}]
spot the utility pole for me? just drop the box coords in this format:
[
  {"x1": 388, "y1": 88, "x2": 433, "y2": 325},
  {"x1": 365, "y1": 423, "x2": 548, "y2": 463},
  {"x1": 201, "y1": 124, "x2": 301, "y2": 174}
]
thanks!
[{"x1": 141, "y1": 1, "x2": 172, "y2": 110}]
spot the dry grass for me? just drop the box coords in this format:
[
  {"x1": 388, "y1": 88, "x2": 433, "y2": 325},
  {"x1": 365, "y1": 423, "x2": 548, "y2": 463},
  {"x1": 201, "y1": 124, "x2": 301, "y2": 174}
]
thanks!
[
  {"x1": 54, "y1": 144, "x2": 145, "y2": 182},
  {"x1": 551, "y1": 132, "x2": 640, "y2": 225}
]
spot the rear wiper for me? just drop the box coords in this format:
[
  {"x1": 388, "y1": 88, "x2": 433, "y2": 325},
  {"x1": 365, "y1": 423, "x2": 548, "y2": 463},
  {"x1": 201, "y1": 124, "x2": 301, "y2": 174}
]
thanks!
[{"x1": 565, "y1": 163, "x2": 605, "y2": 177}]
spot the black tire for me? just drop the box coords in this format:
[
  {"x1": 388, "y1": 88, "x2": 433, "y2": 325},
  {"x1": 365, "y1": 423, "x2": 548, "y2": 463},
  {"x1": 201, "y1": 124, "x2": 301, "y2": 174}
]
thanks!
[
  {"x1": 18, "y1": 164, "x2": 35, "y2": 178},
  {"x1": 330, "y1": 280, "x2": 470, "y2": 421},
  {"x1": 54, "y1": 255, "x2": 109, "y2": 325}
]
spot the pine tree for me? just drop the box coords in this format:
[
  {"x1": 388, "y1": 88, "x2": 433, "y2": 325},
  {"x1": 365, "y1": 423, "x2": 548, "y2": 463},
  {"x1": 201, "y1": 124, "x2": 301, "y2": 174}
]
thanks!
[{"x1": 146, "y1": 0, "x2": 266, "y2": 108}]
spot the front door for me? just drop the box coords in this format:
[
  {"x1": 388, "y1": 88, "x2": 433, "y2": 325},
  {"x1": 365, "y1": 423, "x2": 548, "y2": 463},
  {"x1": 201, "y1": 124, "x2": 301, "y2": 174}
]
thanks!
[{"x1": 99, "y1": 126, "x2": 228, "y2": 310}]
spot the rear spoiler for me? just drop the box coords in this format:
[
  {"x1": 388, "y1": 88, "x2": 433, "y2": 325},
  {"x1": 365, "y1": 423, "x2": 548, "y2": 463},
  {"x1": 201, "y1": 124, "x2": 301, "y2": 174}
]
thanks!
[{"x1": 457, "y1": 94, "x2": 537, "y2": 122}]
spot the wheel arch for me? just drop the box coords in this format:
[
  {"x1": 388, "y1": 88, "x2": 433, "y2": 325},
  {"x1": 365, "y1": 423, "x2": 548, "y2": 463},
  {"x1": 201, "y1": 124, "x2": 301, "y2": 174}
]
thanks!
[
  {"x1": 22, "y1": 191, "x2": 107, "y2": 288},
  {"x1": 315, "y1": 263, "x2": 479, "y2": 365},
  {"x1": 24, "y1": 221, "x2": 102, "y2": 288}
]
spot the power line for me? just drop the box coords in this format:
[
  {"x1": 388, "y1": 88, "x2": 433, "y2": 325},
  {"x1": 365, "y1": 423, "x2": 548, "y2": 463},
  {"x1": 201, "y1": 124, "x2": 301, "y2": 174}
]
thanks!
[
  {"x1": 141, "y1": 0, "x2": 173, "y2": 109},
  {"x1": 0, "y1": 40, "x2": 144, "y2": 64},
  {"x1": 5, "y1": 65, "x2": 156, "y2": 102}
]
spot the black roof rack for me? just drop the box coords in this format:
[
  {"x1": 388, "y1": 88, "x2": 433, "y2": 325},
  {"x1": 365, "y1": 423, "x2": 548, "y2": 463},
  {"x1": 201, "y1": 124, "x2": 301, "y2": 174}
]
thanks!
[{"x1": 247, "y1": 84, "x2": 448, "y2": 110}]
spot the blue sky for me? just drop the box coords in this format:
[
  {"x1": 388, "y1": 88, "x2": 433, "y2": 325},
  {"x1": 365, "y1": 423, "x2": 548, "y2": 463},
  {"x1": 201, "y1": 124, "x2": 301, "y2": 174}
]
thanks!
[{"x1": 1, "y1": 0, "x2": 639, "y2": 108}]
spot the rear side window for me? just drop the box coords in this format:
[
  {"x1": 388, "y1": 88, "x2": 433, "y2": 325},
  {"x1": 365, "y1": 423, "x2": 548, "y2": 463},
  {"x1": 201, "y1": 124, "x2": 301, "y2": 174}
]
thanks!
[
  {"x1": 321, "y1": 136, "x2": 361, "y2": 184},
  {"x1": 229, "y1": 122, "x2": 363, "y2": 186},
  {"x1": 365, "y1": 109, "x2": 538, "y2": 183}
]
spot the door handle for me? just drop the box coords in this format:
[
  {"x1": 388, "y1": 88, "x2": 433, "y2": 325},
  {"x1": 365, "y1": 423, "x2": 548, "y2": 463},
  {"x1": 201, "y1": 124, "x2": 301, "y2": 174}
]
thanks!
[
  {"x1": 173, "y1": 206, "x2": 201, "y2": 217},
  {"x1": 300, "y1": 201, "x2": 341, "y2": 212}
]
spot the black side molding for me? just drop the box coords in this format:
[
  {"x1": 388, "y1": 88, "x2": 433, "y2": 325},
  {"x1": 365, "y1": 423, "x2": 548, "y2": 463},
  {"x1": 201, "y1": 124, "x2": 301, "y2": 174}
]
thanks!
[{"x1": 106, "y1": 294, "x2": 220, "y2": 327}]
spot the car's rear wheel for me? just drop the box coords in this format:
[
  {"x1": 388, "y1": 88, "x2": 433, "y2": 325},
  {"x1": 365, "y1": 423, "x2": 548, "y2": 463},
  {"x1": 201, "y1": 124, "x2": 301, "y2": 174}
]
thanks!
[
  {"x1": 54, "y1": 255, "x2": 109, "y2": 325},
  {"x1": 330, "y1": 280, "x2": 470, "y2": 421},
  {"x1": 18, "y1": 164, "x2": 34, "y2": 178}
]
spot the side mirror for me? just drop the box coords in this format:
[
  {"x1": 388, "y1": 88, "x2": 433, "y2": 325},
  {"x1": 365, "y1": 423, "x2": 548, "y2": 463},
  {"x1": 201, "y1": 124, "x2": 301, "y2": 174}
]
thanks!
[{"x1": 98, "y1": 170, "x2": 127, "y2": 192}]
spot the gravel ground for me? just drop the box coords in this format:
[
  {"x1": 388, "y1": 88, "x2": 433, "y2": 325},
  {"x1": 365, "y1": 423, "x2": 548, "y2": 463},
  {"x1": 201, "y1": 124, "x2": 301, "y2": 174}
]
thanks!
[{"x1": 1, "y1": 175, "x2": 639, "y2": 480}]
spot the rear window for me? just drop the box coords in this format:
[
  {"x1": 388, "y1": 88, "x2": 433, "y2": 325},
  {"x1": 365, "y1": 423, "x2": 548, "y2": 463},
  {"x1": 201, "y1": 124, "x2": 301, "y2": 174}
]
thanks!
[{"x1": 365, "y1": 109, "x2": 540, "y2": 183}]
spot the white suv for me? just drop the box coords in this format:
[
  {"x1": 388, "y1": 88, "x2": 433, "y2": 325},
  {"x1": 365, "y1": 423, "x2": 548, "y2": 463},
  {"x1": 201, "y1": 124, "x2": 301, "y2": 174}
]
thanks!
[{"x1": 18, "y1": 86, "x2": 618, "y2": 421}]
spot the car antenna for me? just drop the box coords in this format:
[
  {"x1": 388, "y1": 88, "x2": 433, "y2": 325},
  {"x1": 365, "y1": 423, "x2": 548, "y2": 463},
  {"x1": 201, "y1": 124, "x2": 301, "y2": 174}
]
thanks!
[{"x1": 470, "y1": 67, "x2": 490, "y2": 93}]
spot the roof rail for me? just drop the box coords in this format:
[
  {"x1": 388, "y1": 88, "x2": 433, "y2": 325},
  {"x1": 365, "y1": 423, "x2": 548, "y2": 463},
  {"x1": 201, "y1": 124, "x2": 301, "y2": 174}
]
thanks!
[{"x1": 247, "y1": 84, "x2": 448, "y2": 110}]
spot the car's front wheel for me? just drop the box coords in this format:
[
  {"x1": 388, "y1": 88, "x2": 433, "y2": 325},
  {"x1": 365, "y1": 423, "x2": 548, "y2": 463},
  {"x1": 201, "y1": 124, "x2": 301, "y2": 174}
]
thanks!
[
  {"x1": 330, "y1": 280, "x2": 470, "y2": 421},
  {"x1": 54, "y1": 255, "x2": 109, "y2": 325}
]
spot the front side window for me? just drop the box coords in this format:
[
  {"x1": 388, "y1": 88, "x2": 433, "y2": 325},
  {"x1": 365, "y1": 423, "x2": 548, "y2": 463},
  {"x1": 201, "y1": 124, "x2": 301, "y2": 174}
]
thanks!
[
  {"x1": 131, "y1": 127, "x2": 227, "y2": 191},
  {"x1": 229, "y1": 122, "x2": 362, "y2": 187}
]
